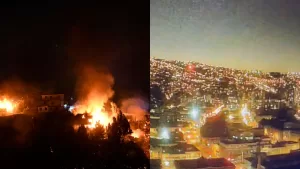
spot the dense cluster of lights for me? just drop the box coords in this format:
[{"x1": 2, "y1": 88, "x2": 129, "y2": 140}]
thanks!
[{"x1": 151, "y1": 58, "x2": 300, "y2": 113}]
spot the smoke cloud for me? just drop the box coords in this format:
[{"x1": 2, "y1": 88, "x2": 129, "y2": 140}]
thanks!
[
  {"x1": 120, "y1": 97, "x2": 148, "y2": 121},
  {"x1": 0, "y1": 78, "x2": 41, "y2": 98},
  {"x1": 75, "y1": 66, "x2": 114, "y2": 104}
]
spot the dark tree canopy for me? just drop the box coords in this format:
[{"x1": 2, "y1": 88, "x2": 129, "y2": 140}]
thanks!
[{"x1": 0, "y1": 110, "x2": 149, "y2": 169}]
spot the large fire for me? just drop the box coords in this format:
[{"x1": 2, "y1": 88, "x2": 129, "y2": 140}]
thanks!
[
  {"x1": 0, "y1": 98, "x2": 16, "y2": 114},
  {"x1": 71, "y1": 68, "x2": 117, "y2": 128},
  {"x1": 71, "y1": 99, "x2": 117, "y2": 128},
  {"x1": 70, "y1": 68, "x2": 145, "y2": 140},
  {"x1": 71, "y1": 97, "x2": 144, "y2": 139}
]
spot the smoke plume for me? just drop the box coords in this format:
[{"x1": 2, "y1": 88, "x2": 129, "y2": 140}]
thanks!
[
  {"x1": 120, "y1": 97, "x2": 148, "y2": 121},
  {"x1": 72, "y1": 66, "x2": 117, "y2": 127},
  {"x1": 76, "y1": 66, "x2": 114, "y2": 104}
]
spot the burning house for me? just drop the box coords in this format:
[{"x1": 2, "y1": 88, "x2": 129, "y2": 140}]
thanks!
[{"x1": 0, "y1": 97, "x2": 21, "y2": 116}]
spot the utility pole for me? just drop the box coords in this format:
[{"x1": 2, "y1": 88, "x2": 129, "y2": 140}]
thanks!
[
  {"x1": 241, "y1": 151, "x2": 244, "y2": 163},
  {"x1": 256, "y1": 140, "x2": 262, "y2": 169},
  {"x1": 160, "y1": 146, "x2": 163, "y2": 159}
]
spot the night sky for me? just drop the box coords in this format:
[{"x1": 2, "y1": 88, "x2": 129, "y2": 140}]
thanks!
[
  {"x1": 0, "y1": 2, "x2": 149, "y2": 100},
  {"x1": 151, "y1": 0, "x2": 300, "y2": 72}
]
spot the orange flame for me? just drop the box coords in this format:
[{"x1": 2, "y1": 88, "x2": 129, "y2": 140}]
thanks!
[
  {"x1": 72, "y1": 68, "x2": 116, "y2": 129},
  {"x1": 0, "y1": 98, "x2": 15, "y2": 113},
  {"x1": 72, "y1": 98, "x2": 118, "y2": 128},
  {"x1": 131, "y1": 129, "x2": 144, "y2": 138}
]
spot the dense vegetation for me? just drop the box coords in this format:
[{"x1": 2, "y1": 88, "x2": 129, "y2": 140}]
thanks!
[{"x1": 0, "y1": 111, "x2": 149, "y2": 169}]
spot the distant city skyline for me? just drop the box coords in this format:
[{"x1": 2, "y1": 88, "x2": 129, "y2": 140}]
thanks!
[
  {"x1": 151, "y1": 0, "x2": 300, "y2": 73},
  {"x1": 151, "y1": 57, "x2": 287, "y2": 73}
]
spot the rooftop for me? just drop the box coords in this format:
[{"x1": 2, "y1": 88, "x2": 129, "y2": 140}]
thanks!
[
  {"x1": 159, "y1": 121, "x2": 190, "y2": 128},
  {"x1": 220, "y1": 138, "x2": 259, "y2": 144},
  {"x1": 150, "y1": 160, "x2": 161, "y2": 169},
  {"x1": 272, "y1": 141, "x2": 298, "y2": 148},
  {"x1": 150, "y1": 138, "x2": 176, "y2": 147},
  {"x1": 162, "y1": 143, "x2": 200, "y2": 154},
  {"x1": 174, "y1": 157, "x2": 235, "y2": 169},
  {"x1": 247, "y1": 151, "x2": 300, "y2": 168}
]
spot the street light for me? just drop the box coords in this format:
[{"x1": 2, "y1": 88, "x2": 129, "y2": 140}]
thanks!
[
  {"x1": 190, "y1": 106, "x2": 200, "y2": 120},
  {"x1": 160, "y1": 127, "x2": 170, "y2": 139},
  {"x1": 228, "y1": 114, "x2": 234, "y2": 120}
]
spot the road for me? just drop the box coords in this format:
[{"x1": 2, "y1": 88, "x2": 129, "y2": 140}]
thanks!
[{"x1": 194, "y1": 143, "x2": 219, "y2": 158}]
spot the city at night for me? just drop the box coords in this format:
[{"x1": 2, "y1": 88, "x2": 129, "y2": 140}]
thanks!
[
  {"x1": 151, "y1": 1, "x2": 300, "y2": 169},
  {"x1": 0, "y1": 2, "x2": 149, "y2": 169}
]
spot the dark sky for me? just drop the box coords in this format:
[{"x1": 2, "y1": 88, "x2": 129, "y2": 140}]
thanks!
[
  {"x1": 0, "y1": 2, "x2": 149, "y2": 100},
  {"x1": 151, "y1": 0, "x2": 300, "y2": 72}
]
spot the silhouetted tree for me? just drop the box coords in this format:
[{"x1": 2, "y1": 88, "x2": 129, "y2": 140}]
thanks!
[
  {"x1": 0, "y1": 110, "x2": 149, "y2": 169},
  {"x1": 107, "y1": 111, "x2": 132, "y2": 143},
  {"x1": 77, "y1": 124, "x2": 88, "y2": 138},
  {"x1": 118, "y1": 111, "x2": 132, "y2": 137},
  {"x1": 91, "y1": 122, "x2": 106, "y2": 141}
]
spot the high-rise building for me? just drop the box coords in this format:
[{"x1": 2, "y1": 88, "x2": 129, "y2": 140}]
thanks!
[{"x1": 294, "y1": 85, "x2": 300, "y2": 109}]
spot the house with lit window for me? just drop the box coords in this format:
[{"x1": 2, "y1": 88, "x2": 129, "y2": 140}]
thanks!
[{"x1": 37, "y1": 94, "x2": 64, "y2": 113}]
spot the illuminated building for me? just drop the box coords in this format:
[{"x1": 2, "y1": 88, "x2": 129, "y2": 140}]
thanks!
[
  {"x1": 160, "y1": 109, "x2": 193, "y2": 125},
  {"x1": 161, "y1": 143, "x2": 201, "y2": 160},
  {"x1": 174, "y1": 157, "x2": 235, "y2": 169},
  {"x1": 178, "y1": 111, "x2": 190, "y2": 123},
  {"x1": 263, "y1": 99, "x2": 282, "y2": 110},
  {"x1": 150, "y1": 138, "x2": 200, "y2": 161},
  {"x1": 203, "y1": 94, "x2": 212, "y2": 103},
  {"x1": 294, "y1": 85, "x2": 300, "y2": 109},
  {"x1": 255, "y1": 114, "x2": 272, "y2": 124},
  {"x1": 226, "y1": 102, "x2": 238, "y2": 111},
  {"x1": 160, "y1": 111, "x2": 180, "y2": 124},
  {"x1": 200, "y1": 137, "x2": 220, "y2": 146},
  {"x1": 262, "y1": 141, "x2": 299, "y2": 156},
  {"x1": 269, "y1": 72, "x2": 282, "y2": 78},
  {"x1": 227, "y1": 126, "x2": 264, "y2": 140},
  {"x1": 287, "y1": 90, "x2": 295, "y2": 107},
  {"x1": 264, "y1": 126, "x2": 300, "y2": 143},
  {"x1": 219, "y1": 137, "x2": 271, "y2": 159}
]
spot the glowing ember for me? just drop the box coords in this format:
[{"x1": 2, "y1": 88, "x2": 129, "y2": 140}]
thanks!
[
  {"x1": 0, "y1": 98, "x2": 15, "y2": 113},
  {"x1": 131, "y1": 129, "x2": 144, "y2": 138}
]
